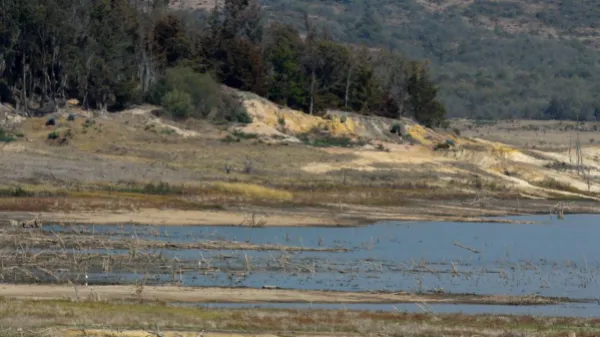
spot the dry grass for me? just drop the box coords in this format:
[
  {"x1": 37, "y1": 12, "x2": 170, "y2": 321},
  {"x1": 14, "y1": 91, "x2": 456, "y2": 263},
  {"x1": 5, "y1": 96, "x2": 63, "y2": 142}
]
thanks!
[
  {"x1": 451, "y1": 119, "x2": 600, "y2": 150},
  {"x1": 0, "y1": 109, "x2": 598, "y2": 223}
]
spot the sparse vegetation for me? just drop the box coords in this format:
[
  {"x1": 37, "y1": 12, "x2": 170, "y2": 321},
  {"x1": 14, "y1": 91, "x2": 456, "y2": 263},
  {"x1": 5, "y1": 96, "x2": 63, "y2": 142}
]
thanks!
[
  {"x1": 211, "y1": 182, "x2": 293, "y2": 202},
  {"x1": 0, "y1": 298, "x2": 595, "y2": 337},
  {"x1": 0, "y1": 186, "x2": 33, "y2": 197},
  {"x1": 299, "y1": 134, "x2": 366, "y2": 148},
  {"x1": 535, "y1": 178, "x2": 580, "y2": 194},
  {"x1": 390, "y1": 123, "x2": 402, "y2": 135},
  {"x1": 232, "y1": 130, "x2": 258, "y2": 139},
  {"x1": 0, "y1": 128, "x2": 15, "y2": 142},
  {"x1": 104, "y1": 182, "x2": 184, "y2": 195},
  {"x1": 278, "y1": 116, "x2": 286, "y2": 127}
]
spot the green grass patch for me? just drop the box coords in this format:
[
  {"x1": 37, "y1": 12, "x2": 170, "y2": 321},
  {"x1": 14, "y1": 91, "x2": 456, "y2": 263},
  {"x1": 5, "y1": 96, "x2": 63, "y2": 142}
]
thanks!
[
  {"x1": 0, "y1": 186, "x2": 33, "y2": 197},
  {"x1": 0, "y1": 128, "x2": 15, "y2": 142},
  {"x1": 47, "y1": 131, "x2": 59, "y2": 140},
  {"x1": 104, "y1": 181, "x2": 185, "y2": 195},
  {"x1": 299, "y1": 134, "x2": 366, "y2": 148}
]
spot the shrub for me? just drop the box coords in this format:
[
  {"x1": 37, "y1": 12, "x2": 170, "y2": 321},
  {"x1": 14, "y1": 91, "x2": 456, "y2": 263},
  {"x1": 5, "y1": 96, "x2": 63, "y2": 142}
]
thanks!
[
  {"x1": 390, "y1": 123, "x2": 403, "y2": 135},
  {"x1": 149, "y1": 67, "x2": 251, "y2": 123},
  {"x1": 0, "y1": 128, "x2": 14, "y2": 142},
  {"x1": 11, "y1": 186, "x2": 30, "y2": 197},
  {"x1": 232, "y1": 130, "x2": 258, "y2": 139},
  {"x1": 165, "y1": 67, "x2": 220, "y2": 118},
  {"x1": 143, "y1": 181, "x2": 183, "y2": 195},
  {"x1": 234, "y1": 109, "x2": 253, "y2": 124},
  {"x1": 0, "y1": 186, "x2": 32, "y2": 197},
  {"x1": 221, "y1": 91, "x2": 252, "y2": 124},
  {"x1": 162, "y1": 90, "x2": 193, "y2": 119},
  {"x1": 144, "y1": 78, "x2": 170, "y2": 106},
  {"x1": 299, "y1": 134, "x2": 366, "y2": 148},
  {"x1": 278, "y1": 116, "x2": 286, "y2": 126},
  {"x1": 83, "y1": 119, "x2": 95, "y2": 128},
  {"x1": 48, "y1": 131, "x2": 59, "y2": 140}
]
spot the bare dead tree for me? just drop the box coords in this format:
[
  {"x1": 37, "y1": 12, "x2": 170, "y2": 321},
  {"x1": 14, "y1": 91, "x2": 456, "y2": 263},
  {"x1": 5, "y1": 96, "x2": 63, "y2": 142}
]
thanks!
[
  {"x1": 304, "y1": 12, "x2": 318, "y2": 115},
  {"x1": 344, "y1": 47, "x2": 356, "y2": 109}
]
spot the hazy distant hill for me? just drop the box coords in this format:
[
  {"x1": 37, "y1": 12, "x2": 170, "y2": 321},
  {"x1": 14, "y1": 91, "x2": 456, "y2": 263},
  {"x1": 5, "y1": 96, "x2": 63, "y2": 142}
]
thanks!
[{"x1": 176, "y1": 0, "x2": 600, "y2": 121}]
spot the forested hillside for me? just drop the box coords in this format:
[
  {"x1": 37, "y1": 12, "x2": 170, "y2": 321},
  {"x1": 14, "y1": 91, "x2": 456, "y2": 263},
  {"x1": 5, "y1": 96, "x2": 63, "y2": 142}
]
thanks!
[
  {"x1": 0, "y1": 0, "x2": 446, "y2": 128},
  {"x1": 206, "y1": 0, "x2": 600, "y2": 121}
]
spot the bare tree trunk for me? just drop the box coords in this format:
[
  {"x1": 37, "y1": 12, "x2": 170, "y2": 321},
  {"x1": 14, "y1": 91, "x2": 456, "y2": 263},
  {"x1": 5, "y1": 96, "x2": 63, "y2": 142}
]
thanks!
[
  {"x1": 51, "y1": 43, "x2": 59, "y2": 104},
  {"x1": 304, "y1": 12, "x2": 318, "y2": 116},
  {"x1": 344, "y1": 61, "x2": 353, "y2": 109},
  {"x1": 575, "y1": 116, "x2": 584, "y2": 176},
  {"x1": 568, "y1": 132, "x2": 572, "y2": 164},
  {"x1": 21, "y1": 56, "x2": 28, "y2": 115},
  {"x1": 309, "y1": 69, "x2": 315, "y2": 115}
]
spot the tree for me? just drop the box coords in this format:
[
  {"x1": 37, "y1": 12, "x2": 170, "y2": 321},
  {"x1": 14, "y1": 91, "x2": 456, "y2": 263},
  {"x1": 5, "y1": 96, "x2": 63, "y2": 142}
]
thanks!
[
  {"x1": 153, "y1": 14, "x2": 191, "y2": 69},
  {"x1": 405, "y1": 63, "x2": 447, "y2": 127},
  {"x1": 303, "y1": 11, "x2": 319, "y2": 115},
  {"x1": 202, "y1": 0, "x2": 267, "y2": 94},
  {"x1": 264, "y1": 23, "x2": 307, "y2": 110}
]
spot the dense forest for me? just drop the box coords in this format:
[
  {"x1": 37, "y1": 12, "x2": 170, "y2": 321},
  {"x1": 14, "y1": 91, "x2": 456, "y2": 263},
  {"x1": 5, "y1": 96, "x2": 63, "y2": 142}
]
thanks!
[
  {"x1": 254, "y1": 0, "x2": 600, "y2": 121},
  {"x1": 0, "y1": 0, "x2": 446, "y2": 128}
]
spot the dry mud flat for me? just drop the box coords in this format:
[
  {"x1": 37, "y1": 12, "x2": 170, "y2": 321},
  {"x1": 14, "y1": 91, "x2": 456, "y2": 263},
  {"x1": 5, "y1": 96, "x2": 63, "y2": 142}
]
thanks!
[
  {"x1": 2, "y1": 196, "x2": 594, "y2": 228},
  {"x1": 0, "y1": 284, "x2": 562, "y2": 306}
]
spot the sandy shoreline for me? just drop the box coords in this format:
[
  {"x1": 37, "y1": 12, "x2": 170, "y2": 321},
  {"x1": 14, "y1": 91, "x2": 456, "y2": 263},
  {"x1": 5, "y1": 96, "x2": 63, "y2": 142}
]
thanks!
[
  {"x1": 0, "y1": 203, "x2": 579, "y2": 227},
  {"x1": 0, "y1": 284, "x2": 565, "y2": 305}
]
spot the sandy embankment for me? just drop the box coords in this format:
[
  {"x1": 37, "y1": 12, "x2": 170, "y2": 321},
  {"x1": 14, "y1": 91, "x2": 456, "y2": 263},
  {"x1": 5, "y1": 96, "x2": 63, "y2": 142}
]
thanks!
[{"x1": 0, "y1": 284, "x2": 559, "y2": 305}]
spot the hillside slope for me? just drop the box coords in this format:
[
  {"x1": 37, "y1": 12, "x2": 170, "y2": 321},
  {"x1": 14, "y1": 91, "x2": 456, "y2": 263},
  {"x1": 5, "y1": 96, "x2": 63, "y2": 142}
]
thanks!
[
  {"x1": 175, "y1": 0, "x2": 600, "y2": 121},
  {"x1": 1, "y1": 90, "x2": 600, "y2": 225}
]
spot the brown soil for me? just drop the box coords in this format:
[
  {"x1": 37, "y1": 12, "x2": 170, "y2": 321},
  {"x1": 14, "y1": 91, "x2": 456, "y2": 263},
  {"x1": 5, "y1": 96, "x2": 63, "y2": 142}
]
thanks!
[{"x1": 0, "y1": 284, "x2": 562, "y2": 305}]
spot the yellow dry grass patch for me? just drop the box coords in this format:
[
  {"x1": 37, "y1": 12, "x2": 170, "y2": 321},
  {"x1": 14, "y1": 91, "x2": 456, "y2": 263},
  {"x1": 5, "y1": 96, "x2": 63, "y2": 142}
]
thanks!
[
  {"x1": 211, "y1": 182, "x2": 293, "y2": 201},
  {"x1": 491, "y1": 144, "x2": 518, "y2": 158},
  {"x1": 405, "y1": 124, "x2": 444, "y2": 145}
]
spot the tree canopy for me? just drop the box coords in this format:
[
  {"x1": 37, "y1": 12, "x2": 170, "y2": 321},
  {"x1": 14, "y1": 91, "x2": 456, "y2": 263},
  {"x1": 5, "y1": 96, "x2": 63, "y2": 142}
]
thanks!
[
  {"x1": 259, "y1": 0, "x2": 600, "y2": 121},
  {"x1": 0, "y1": 0, "x2": 446, "y2": 127}
]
